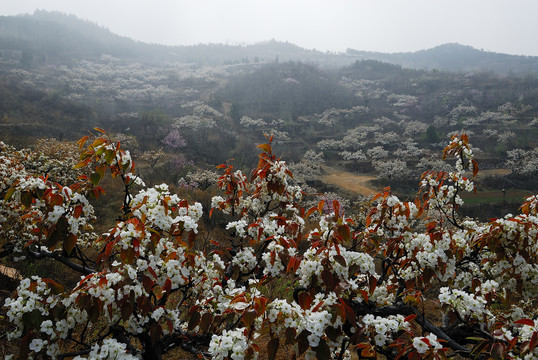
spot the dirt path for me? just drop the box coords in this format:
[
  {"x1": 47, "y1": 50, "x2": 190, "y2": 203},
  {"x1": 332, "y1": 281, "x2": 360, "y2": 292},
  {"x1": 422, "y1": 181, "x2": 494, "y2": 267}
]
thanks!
[
  {"x1": 320, "y1": 167, "x2": 512, "y2": 197},
  {"x1": 320, "y1": 167, "x2": 379, "y2": 196}
]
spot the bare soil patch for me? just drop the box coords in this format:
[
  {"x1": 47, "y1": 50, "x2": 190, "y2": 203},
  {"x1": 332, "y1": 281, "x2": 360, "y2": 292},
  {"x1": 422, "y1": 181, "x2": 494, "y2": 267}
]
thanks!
[{"x1": 321, "y1": 167, "x2": 378, "y2": 196}]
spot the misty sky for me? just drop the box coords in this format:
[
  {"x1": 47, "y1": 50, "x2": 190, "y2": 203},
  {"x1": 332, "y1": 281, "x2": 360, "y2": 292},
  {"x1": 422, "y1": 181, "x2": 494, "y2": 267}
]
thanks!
[{"x1": 2, "y1": 0, "x2": 538, "y2": 56}]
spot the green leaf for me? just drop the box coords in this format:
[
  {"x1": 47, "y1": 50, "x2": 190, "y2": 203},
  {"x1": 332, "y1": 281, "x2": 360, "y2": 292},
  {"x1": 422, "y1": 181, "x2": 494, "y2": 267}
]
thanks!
[
  {"x1": 4, "y1": 187, "x2": 16, "y2": 201},
  {"x1": 73, "y1": 160, "x2": 89, "y2": 169},
  {"x1": 95, "y1": 146, "x2": 106, "y2": 156},
  {"x1": 105, "y1": 149, "x2": 115, "y2": 165},
  {"x1": 35, "y1": 187, "x2": 45, "y2": 200},
  {"x1": 465, "y1": 337, "x2": 486, "y2": 342},
  {"x1": 21, "y1": 191, "x2": 33, "y2": 208},
  {"x1": 51, "y1": 303, "x2": 66, "y2": 319},
  {"x1": 22, "y1": 309, "x2": 43, "y2": 331},
  {"x1": 46, "y1": 216, "x2": 68, "y2": 250},
  {"x1": 90, "y1": 172, "x2": 102, "y2": 186}
]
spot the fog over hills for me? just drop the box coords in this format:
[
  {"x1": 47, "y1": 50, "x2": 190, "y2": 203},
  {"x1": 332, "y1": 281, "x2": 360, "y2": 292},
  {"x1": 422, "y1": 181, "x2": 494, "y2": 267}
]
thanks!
[{"x1": 1, "y1": 10, "x2": 538, "y2": 75}]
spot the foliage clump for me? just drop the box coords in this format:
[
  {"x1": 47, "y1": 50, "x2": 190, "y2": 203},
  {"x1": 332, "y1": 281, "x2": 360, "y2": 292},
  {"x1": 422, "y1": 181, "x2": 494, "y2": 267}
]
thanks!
[{"x1": 0, "y1": 130, "x2": 537, "y2": 360}]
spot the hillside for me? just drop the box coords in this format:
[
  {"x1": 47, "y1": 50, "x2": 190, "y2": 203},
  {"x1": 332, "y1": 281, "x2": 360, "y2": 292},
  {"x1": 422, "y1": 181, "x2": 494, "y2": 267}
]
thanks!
[
  {"x1": 346, "y1": 43, "x2": 538, "y2": 75},
  {"x1": 1, "y1": 11, "x2": 538, "y2": 220},
  {"x1": 1, "y1": 11, "x2": 538, "y2": 74}
]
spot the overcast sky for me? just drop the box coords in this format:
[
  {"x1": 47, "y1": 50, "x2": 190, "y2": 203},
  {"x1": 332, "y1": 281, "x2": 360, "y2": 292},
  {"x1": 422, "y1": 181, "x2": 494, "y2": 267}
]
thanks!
[{"x1": 2, "y1": 0, "x2": 538, "y2": 56}]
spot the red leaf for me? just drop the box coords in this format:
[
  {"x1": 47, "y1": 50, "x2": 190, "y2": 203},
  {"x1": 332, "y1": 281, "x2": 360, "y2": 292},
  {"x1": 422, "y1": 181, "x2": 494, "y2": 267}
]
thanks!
[
  {"x1": 339, "y1": 298, "x2": 357, "y2": 326},
  {"x1": 298, "y1": 291, "x2": 312, "y2": 310},
  {"x1": 148, "y1": 267, "x2": 158, "y2": 279},
  {"x1": 188, "y1": 311, "x2": 201, "y2": 330},
  {"x1": 142, "y1": 276, "x2": 154, "y2": 293},
  {"x1": 200, "y1": 312, "x2": 213, "y2": 333},
  {"x1": 321, "y1": 269, "x2": 333, "y2": 289},
  {"x1": 515, "y1": 319, "x2": 535, "y2": 327},
  {"x1": 369, "y1": 275, "x2": 377, "y2": 295},
  {"x1": 359, "y1": 289, "x2": 369, "y2": 304},
  {"x1": 73, "y1": 205, "x2": 83, "y2": 219},
  {"x1": 242, "y1": 309, "x2": 257, "y2": 327},
  {"x1": 133, "y1": 238, "x2": 140, "y2": 256},
  {"x1": 164, "y1": 278, "x2": 172, "y2": 294},
  {"x1": 472, "y1": 159, "x2": 479, "y2": 177},
  {"x1": 312, "y1": 300, "x2": 325, "y2": 312}
]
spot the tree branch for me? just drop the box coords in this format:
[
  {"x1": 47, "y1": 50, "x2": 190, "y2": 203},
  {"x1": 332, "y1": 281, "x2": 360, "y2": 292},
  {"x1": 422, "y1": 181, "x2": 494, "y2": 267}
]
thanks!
[{"x1": 27, "y1": 248, "x2": 94, "y2": 275}]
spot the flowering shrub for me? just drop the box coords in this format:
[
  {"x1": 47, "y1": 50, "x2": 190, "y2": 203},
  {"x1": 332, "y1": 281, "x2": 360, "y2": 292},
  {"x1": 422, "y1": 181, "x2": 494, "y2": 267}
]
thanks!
[{"x1": 1, "y1": 131, "x2": 537, "y2": 359}]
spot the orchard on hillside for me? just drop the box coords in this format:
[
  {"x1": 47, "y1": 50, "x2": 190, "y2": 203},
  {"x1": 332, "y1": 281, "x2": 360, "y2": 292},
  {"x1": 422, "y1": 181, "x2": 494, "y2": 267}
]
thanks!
[{"x1": 0, "y1": 130, "x2": 537, "y2": 359}]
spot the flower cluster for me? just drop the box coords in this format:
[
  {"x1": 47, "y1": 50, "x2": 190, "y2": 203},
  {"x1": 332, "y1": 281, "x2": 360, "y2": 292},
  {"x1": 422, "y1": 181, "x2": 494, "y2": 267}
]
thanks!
[
  {"x1": 72, "y1": 338, "x2": 140, "y2": 359},
  {"x1": 3, "y1": 132, "x2": 538, "y2": 360},
  {"x1": 439, "y1": 287, "x2": 491, "y2": 322},
  {"x1": 362, "y1": 314, "x2": 410, "y2": 346},
  {"x1": 208, "y1": 328, "x2": 251, "y2": 360},
  {"x1": 412, "y1": 333, "x2": 443, "y2": 354}
]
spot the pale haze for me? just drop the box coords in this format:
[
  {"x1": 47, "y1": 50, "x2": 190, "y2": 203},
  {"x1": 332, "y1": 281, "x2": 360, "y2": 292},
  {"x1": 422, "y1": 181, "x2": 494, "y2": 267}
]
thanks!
[{"x1": 2, "y1": 0, "x2": 538, "y2": 56}]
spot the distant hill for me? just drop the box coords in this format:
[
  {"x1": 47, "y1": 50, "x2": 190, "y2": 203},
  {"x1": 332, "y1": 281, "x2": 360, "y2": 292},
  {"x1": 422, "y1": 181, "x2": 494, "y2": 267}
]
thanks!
[
  {"x1": 1, "y1": 11, "x2": 538, "y2": 74},
  {"x1": 346, "y1": 43, "x2": 538, "y2": 75}
]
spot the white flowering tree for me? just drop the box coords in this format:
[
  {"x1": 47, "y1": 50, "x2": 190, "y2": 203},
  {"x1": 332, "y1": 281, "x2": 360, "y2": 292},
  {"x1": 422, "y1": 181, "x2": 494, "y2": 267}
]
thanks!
[{"x1": 1, "y1": 131, "x2": 537, "y2": 360}]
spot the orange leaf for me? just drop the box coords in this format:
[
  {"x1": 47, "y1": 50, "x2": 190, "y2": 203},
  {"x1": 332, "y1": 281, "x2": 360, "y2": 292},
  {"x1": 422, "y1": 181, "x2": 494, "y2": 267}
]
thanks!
[
  {"x1": 318, "y1": 200, "x2": 325, "y2": 214},
  {"x1": 306, "y1": 206, "x2": 317, "y2": 219},
  {"x1": 76, "y1": 136, "x2": 89, "y2": 150},
  {"x1": 257, "y1": 143, "x2": 272, "y2": 154}
]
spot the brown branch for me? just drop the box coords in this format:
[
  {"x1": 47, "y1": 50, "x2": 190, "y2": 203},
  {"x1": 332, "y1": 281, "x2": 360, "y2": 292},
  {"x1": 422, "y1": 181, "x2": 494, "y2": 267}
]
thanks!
[{"x1": 27, "y1": 248, "x2": 95, "y2": 275}]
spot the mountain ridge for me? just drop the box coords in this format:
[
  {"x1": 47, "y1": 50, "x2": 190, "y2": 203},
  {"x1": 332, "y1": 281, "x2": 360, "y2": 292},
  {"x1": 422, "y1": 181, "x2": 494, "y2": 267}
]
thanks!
[{"x1": 1, "y1": 11, "x2": 538, "y2": 74}]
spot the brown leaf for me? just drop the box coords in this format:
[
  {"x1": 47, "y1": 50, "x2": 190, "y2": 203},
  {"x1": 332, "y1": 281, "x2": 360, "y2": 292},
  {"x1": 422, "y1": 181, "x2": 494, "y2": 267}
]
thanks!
[
  {"x1": 188, "y1": 311, "x2": 201, "y2": 331},
  {"x1": 267, "y1": 337, "x2": 280, "y2": 360}
]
